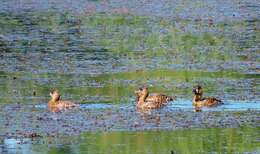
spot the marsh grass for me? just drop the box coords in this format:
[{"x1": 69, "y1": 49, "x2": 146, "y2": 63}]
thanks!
[{"x1": 0, "y1": 11, "x2": 238, "y2": 62}]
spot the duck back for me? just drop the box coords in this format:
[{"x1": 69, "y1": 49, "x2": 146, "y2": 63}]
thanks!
[{"x1": 203, "y1": 97, "x2": 222, "y2": 107}]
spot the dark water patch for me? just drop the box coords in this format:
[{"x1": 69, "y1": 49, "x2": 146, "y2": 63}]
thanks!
[{"x1": 1, "y1": 0, "x2": 258, "y2": 21}]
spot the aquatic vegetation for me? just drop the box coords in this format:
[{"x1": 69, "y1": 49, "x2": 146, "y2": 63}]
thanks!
[
  {"x1": 0, "y1": 12, "x2": 237, "y2": 58},
  {"x1": 0, "y1": 69, "x2": 258, "y2": 105},
  {"x1": 0, "y1": 0, "x2": 259, "y2": 153}
]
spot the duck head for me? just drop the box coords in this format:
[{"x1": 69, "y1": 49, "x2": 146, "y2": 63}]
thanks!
[
  {"x1": 192, "y1": 85, "x2": 203, "y2": 96},
  {"x1": 50, "y1": 89, "x2": 61, "y2": 101},
  {"x1": 135, "y1": 86, "x2": 149, "y2": 101}
]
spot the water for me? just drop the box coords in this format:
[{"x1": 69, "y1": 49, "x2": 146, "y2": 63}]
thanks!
[
  {"x1": 1, "y1": 127, "x2": 259, "y2": 154},
  {"x1": 0, "y1": 0, "x2": 259, "y2": 153}
]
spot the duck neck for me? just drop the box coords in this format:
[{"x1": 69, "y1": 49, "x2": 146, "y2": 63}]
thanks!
[
  {"x1": 50, "y1": 96, "x2": 60, "y2": 103},
  {"x1": 193, "y1": 94, "x2": 202, "y2": 102},
  {"x1": 137, "y1": 94, "x2": 148, "y2": 106}
]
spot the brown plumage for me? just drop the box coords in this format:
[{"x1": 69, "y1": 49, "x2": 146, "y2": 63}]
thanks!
[
  {"x1": 135, "y1": 86, "x2": 174, "y2": 110},
  {"x1": 192, "y1": 85, "x2": 222, "y2": 107},
  {"x1": 48, "y1": 89, "x2": 78, "y2": 112}
]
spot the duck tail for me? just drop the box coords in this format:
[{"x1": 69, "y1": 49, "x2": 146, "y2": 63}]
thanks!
[
  {"x1": 167, "y1": 96, "x2": 175, "y2": 101},
  {"x1": 216, "y1": 98, "x2": 223, "y2": 104}
]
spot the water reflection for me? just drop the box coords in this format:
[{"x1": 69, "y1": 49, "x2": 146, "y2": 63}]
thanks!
[
  {"x1": 1, "y1": 138, "x2": 32, "y2": 154},
  {"x1": 1, "y1": 127, "x2": 259, "y2": 154}
]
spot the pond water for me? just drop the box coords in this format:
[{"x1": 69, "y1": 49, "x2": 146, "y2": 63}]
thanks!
[
  {"x1": 0, "y1": 0, "x2": 259, "y2": 153},
  {"x1": 1, "y1": 127, "x2": 259, "y2": 154}
]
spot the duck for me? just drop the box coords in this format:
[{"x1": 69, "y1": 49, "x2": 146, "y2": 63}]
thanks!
[
  {"x1": 48, "y1": 89, "x2": 78, "y2": 112},
  {"x1": 192, "y1": 85, "x2": 222, "y2": 107},
  {"x1": 135, "y1": 86, "x2": 174, "y2": 110}
]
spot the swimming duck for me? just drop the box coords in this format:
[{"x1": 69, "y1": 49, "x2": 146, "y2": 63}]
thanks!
[
  {"x1": 135, "y1": 86, "x2": 174, "y2": 110},
  {"x1": 48, "y1": 89, "x2": 78, "y2": 112},
  {"x1": 192, "y1": 85, "x2": 222, "y2": 107}
]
